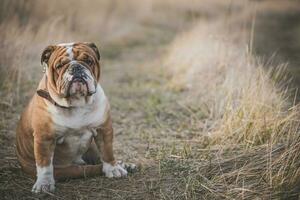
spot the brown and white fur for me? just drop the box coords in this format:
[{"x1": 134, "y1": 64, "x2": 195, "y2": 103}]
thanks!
[{"x1": 16, "y1": 42, "x2": 127, "y2": 193}]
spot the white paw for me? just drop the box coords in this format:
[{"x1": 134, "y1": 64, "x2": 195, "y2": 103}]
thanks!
[
  {"x1": 102, "y1": 161, "x2": 128, "y2": 178},
  {"x1": 32, "y1": 176, "x2": 55, "y2": 193}
]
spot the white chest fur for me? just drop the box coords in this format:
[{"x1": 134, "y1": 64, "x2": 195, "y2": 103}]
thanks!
[{"x1": 47, "y1": 84, "x2": 109, "y2": 132}]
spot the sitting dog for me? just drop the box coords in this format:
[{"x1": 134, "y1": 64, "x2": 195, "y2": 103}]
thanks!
[{"x1": 16, "y1": 42, "x2": 128, "y2": 193}]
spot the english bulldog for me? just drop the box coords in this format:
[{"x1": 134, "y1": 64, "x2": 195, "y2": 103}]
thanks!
[{"x1": 16, "y1": 42, "x2": 129, "y2": 193}]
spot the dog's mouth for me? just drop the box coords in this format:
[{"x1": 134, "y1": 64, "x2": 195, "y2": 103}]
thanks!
[{"x1": 60, "y1": 76, "x2": 96, "y2": 98}]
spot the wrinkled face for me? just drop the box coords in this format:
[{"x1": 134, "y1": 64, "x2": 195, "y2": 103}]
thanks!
[{"x1": 41, "y1": 42, "x2": 101, "y2": 107}]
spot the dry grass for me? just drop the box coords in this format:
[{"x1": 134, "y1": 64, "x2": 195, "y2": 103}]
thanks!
[
  {"x1": 163, "y1": 2, "x2": 300, "y2": 199},
  {"x1": 165, "y1": 21, "x2": 299, "y2": 145},
  {"x1": 0, "y1": 0, "x2": 300, "y2": 199}
]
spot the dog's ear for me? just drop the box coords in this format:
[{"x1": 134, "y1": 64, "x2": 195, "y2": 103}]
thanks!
[
  {"x1": 86, "y1": 42, "x2": 100, "y2": 61},
  {"x1": 41, "y1": 45, "x2": 56, "y2": 65}
]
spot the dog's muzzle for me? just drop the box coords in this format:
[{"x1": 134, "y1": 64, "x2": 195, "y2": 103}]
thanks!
[{"x1": 62, "y1": 63, "x2": 96, "y2": 98}]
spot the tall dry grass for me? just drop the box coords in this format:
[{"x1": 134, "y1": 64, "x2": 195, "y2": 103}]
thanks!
[
  {"x1": 164, "y1": 13, "x2": 299, "y2": 144},
  {"x1": 163, "y1": 7, "x2": 300, "y2": 198}
]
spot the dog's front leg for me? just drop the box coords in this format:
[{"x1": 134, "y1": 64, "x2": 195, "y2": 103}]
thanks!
[
  {"x1": 32, "y1": 133, "x2": 55, "y2": 193},
  {"x1": 95, "y1": 115, "x2": 127, "y2": 178}
]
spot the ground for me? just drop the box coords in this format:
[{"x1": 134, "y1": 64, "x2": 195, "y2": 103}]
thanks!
[{"x1": 0, "y1": 1, "x2": 300, "y2": 199}]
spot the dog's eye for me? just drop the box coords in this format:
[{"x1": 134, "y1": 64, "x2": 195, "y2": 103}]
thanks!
[
  {"x1": 55, "y1": 62, "x2": 63, "y2": 69},
  {"x1": 85, "y1": 57, "x2": 94, "y2": 66}
]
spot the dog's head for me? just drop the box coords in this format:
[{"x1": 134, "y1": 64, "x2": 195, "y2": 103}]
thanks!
[{"x1": 41, "y1": 42, "x2": 101, "y2": 107}]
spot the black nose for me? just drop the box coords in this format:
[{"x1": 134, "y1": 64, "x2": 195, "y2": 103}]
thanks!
[{"x1": 68, "y1": 64, "x2": 84, "y2": 75}]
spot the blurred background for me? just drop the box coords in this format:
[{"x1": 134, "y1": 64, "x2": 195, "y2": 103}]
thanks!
[
  {"x1": 0, "y1": 0, "x2": 299, "y2": 199},
  {"x1": 0, "y1": 0, "x2": 300, "y2": 103}
]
